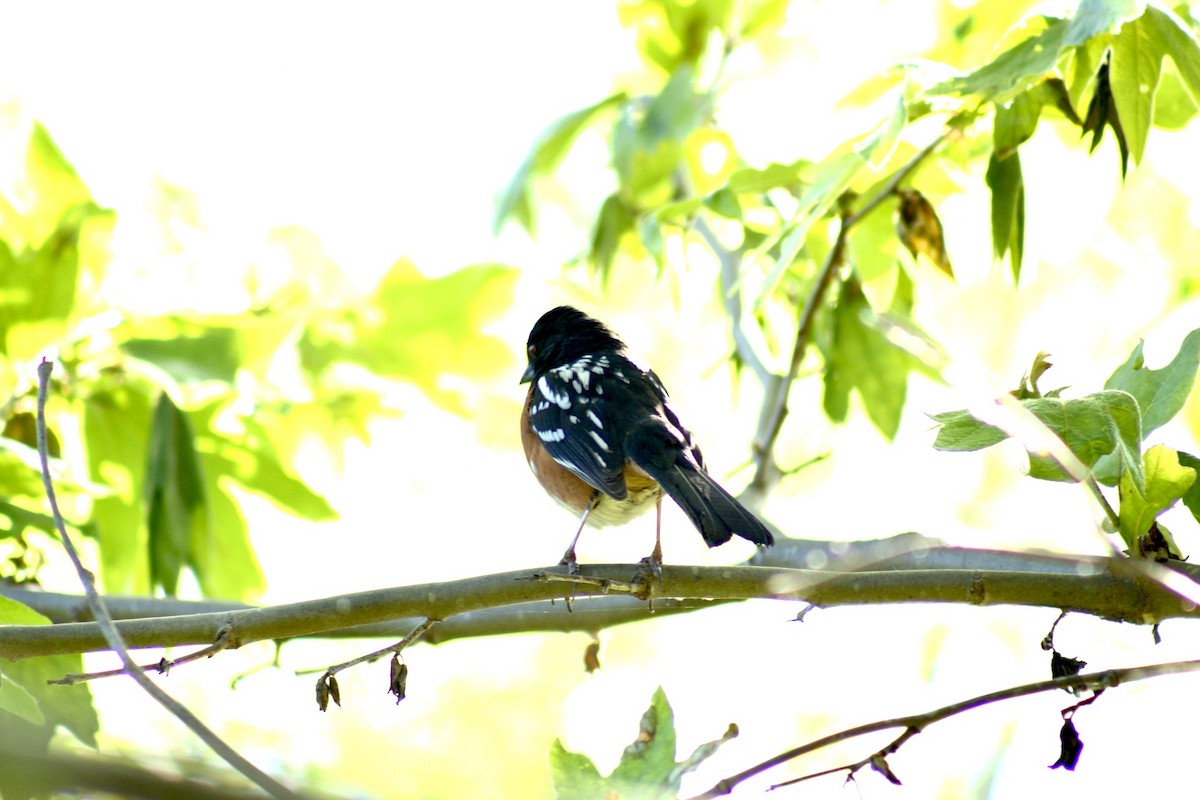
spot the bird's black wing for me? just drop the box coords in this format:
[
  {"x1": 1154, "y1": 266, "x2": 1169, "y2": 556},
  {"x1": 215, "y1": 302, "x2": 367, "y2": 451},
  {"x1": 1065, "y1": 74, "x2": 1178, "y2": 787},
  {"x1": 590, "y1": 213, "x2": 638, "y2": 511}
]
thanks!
[{"x1": 525, "y1": 353, "x2": 635, "y2": 499}]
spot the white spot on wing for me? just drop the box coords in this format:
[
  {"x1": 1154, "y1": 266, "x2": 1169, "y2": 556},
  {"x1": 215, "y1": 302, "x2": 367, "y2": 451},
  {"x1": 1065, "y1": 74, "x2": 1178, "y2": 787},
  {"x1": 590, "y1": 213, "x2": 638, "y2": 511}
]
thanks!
[
  {"x1": 588, "y1": 430, "x2": 610, "y2": 451},
  {"x1": 537, "y1": 427, "x2": 565, "y2": 443},
  {"x1": 537, "y1": 375, "x2": 571, "y2": 409},
  {"x1": 586, "y1": 410, "x2": 603, "y2": 428}
]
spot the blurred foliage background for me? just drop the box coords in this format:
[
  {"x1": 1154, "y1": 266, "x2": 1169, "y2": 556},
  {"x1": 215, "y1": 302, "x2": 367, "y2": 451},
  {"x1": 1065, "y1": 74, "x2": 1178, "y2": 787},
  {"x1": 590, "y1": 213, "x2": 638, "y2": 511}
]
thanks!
[{"x1": 3, "y1": 0, "x2": 1200, "y2": 797}]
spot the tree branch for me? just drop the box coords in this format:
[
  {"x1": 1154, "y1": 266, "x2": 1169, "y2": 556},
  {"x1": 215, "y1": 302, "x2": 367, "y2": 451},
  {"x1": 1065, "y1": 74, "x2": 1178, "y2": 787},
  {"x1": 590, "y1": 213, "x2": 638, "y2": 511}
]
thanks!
[
  {"x1": 688, "y1": 657, "x2": 1200, "y2": 799},
  {"x1": 3, "y1": 546, "x2": 1198, "y2": 662}
]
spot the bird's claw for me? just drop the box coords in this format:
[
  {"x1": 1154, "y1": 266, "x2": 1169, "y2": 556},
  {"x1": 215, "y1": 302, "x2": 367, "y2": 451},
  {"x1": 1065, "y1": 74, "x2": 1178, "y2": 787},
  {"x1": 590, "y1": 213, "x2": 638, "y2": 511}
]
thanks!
[{"x1": 559, "y1": 550, "x2": 581, "y2": 576}]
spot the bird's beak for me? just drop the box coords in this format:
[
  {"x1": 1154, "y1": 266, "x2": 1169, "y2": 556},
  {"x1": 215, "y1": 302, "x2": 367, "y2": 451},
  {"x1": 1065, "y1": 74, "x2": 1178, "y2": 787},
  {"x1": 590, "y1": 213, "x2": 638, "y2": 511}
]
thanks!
[{"x1": 520, "y1": 362, "x2": 536, "y2": 384}]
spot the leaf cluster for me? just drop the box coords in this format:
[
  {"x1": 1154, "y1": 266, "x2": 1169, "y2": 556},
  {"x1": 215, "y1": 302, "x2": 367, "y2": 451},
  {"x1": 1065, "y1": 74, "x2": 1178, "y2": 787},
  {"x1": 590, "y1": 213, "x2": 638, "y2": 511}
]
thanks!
[
  {"x1": 932, "y1": 330, "x2": 1200, "y2": 555},
  {"x1": 551, "y1": 687, "x2": 736, "y2": 800},
  {"x1": 496, "y1": 0, "x2": 1200, "y2": 443},
  {"x1": 0, "y1": 123, "x2": 517, "y2": 765}
]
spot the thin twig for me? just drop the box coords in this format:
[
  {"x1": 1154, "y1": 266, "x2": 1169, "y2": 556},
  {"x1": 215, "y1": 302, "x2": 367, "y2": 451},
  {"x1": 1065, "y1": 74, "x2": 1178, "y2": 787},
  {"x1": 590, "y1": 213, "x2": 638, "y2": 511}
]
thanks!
[
  {"x1": 689, "y1": 657, "x2": 1200, "y2": 799},
  {"x1": 313, "y1": 617, "x2": 438, "y2": 680},
  {"x1": 34, "y1": 360, "x2": 307, "y2": 800},
  {"x1": 49, "y1": 623, "x2": 238, "y2": 685},
  {"x1": 748, "y1": 133, "x2": 949, "y2": 494},
  {"x1": 748, "y1": 205, "x2": 849, "y2": 493},
  {"x1": 1086, "y1": 476, "x2": 1120, "y2": 528},
  {"x1": 310, "y1": 618, "x2": 437, "y2": 709}
]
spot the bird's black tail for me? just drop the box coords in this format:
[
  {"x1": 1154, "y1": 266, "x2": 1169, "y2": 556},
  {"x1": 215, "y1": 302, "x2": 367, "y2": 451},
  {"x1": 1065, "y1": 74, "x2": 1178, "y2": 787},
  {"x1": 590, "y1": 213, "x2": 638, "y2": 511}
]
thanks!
[
  {"x1": 658, "y1": 463, "x2": 774, "y2": 547},
  {"x1": 626, "y1": 424, "x2": 774, "y2": 548}
]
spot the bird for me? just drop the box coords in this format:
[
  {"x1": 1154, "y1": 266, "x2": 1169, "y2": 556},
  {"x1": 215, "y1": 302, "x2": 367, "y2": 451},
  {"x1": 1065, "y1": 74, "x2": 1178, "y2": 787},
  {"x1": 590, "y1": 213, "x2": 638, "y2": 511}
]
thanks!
[{"x1": 519, "y1": 305, "x2": 774, "y2": 570}]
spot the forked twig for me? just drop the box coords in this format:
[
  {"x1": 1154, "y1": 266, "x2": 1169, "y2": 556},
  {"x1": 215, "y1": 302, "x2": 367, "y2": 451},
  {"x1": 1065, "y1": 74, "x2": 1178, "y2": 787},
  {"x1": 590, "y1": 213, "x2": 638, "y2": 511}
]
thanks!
[
  {"x1": 749, "y1": 133, "x2": 949, "y2": 494},
  {"x1": 688, "y1": 658, "x2": 1200, "y2": 798},
  {"x1": 49, "y1": 623, "x2": 239, "y2": 685},
  {"x1": 310, "y1": 617, "x2": 438, "y2": 710},
  {"x1": 34, "y1": 360, "x2": 306, "y2": 800}
]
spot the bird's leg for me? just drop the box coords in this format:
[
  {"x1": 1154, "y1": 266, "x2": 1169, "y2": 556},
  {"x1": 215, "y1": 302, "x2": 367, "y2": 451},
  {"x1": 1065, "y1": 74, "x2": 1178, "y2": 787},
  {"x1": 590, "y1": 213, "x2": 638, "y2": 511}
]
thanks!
[
  {"x1": 635, "y1": 495, "x2": 665, "y2": 594},
  {"x1": 559, "y1": 493, "x2": 598, "y2": 575},
  {"x1": 650, "y1": 494, "x2": 664, "y2": 567}
]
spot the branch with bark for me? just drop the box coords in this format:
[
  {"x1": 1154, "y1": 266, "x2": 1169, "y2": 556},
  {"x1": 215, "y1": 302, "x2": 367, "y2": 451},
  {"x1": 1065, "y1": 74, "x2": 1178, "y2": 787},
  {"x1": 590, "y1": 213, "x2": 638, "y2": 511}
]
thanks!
[
  {"x1": 687, "y1": 657, "x2": 1200, "y2": 799},
  {"x1": 5, "y1": 539, "x2": 1198, "y2": 664}
]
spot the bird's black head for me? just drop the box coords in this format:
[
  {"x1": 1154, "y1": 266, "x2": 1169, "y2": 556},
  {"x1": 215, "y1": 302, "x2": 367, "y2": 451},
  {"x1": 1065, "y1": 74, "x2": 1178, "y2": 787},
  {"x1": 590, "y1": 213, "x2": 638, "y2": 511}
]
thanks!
[{"x1": 521, "y1": 306, "x2": 625, "y2": 383}]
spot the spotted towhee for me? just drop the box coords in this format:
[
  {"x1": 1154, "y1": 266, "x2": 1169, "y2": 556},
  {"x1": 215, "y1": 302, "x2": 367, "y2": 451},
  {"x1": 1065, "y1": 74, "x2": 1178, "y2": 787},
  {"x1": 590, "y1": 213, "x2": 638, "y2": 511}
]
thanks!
[{"x1": 520, "y1": 306, "x2": 774, "y2": 568}]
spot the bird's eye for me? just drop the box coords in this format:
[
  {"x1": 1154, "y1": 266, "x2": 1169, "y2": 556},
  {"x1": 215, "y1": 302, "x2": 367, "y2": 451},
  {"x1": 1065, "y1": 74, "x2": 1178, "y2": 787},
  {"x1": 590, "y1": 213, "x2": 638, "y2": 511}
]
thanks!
[{"x1": 527, "y1": 345, "x2": 537, "y2": 360}]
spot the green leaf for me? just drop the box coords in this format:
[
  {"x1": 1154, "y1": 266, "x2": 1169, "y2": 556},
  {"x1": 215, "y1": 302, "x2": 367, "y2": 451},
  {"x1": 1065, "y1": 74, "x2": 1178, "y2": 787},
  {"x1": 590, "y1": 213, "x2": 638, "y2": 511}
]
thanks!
[
  {"x1": 1152, "y1": 60, "x2": 1200, "y2": 128},
  {"x1": 299, "y1": 260, "x2": 517, "y2": 415},
  {"x1": 0, "y1": 668, "x2": 44, "y2": 726},
  {"x1": 548, "y1": 687, "x2": 730, "y2": 800},
  {"x1": 1143, "y1": 6, "x2": 1200, "y2": 111},
  {"x1": 932, "y1": 2, "x2": 1143, "y2": 102},
  {"x1": 610, "y1": 687, "x2": 679, "y2": 794},
  {"x1": 84, "y1": 385, "x2": 155, "y2": 594},
  {"x1": 0, "y1": 501, "x2": 62, "y2": 541},
  {"x1": 930, "y1": 409, "x2": 1009, "y2": 451},
  {"x1": 994, "y1": 80, "x2": 1071, "y2": 158},
  {"x1": 0, "y1": 598, "x2": 97, "y2": 748},
  {"x1": 756, "y1": 152, "x2": 863, "y2": 306},
  {"x1": 0, "y1": 593, "x2": 49, "y2": 625},
  {"x1": 653, "y1": 196, "x2": 705, "y2": 222},
  {"x1": 666, "y1": 723, "x2": 739, "y2": 787},
  {"x1": 619, "y1": 0, "x2": 732, "y2": 74},
  {"x1": 725, "y1": 158, "x2": 810, "y2": 193},
  {"x1": 180, "y1": 399, "x2": 337, "y2": 600},
  {"x1": 1063, "y1": 0, "x2": 1145, "y2": 47},
  {"x1": 0, "y1": 204, "x2": 96, "y2": 362},
  {"x1": 638, "y1": 215, "x2": 666, "y2": 267},
  {"x1": 494, "y1": 92, "x2": 627, "y2": 235},
  {"x1": 20, "y1": 123, "x2": 93, "y2": 244},
  {"x1": 1066, "y1": 34, "x2": 1116, "y2": 120},
  {"x1": 1104, "y1": 328, "x2": 1200, "y2": 436},
  {"x1": 0, "y1": 598, "x2": 49, "y2": 725},
  {"x1": 930, "y1": 17, "x2": 1068, "y2": 102},
  {"x1": 192, "y1": 453, "x2": 267, "y2": 600},
  {"x1": 123, "y1": 324, "x2": 242, "y2": 385},
  {"x1": 1024, "y1": 391, "x2": 1142, "y2": 485},
  {"x1": 1117, "y1": 444, "x2": 1195, "y2": 550},
  {"x1": 192, "y1": 404, "x2": 335, "y2": 519},
  {"x1": 823, "y1": 278, "x2": 918, "y2": 440},
  {"x1": 549, "y1": 739, "x2": 605, "y2": 800},
  {"x1": 739, "y1": 0, "x2": 790, "y2": 39},
  {"x1": 1176, "y1": 450, "x2": 1200, "y2": 526},
  {"x1": 704, "y1": 188, "x2": 741, "y2": 220},
  {"x1": 1109, "y1": 12, "x2": 1164, "y2": 168},
  {"x1": 1094, "y1": 328, "x2": 1200, "y2": 485},
  {"x1": 612, "y1": 67, "x2": 707, "y2": 207},
  {"x1": 0, "y1": 439, "x2": 51, "y2": 500},
  {"x1": 985, "y1": 150, "x2": 1025, "y2": 282},
  {"x1": 753, "y1": 89, "x2": 905, "y2": 306},
  {"x1": 847, "y1": 198, "x2": 900, "y2": 284},
  {"x1": 0, "y1": 652, "x2": 98, "y2": 749},
  {"x1": 591, "y1": 194, "x2": 636, "y2": 278},
  {"x1": 933, "y1": 391, "x2": 1142, "y2": 486},
  {"x1": 144, "y1": 393, "x2": 209, "y2": 596}
]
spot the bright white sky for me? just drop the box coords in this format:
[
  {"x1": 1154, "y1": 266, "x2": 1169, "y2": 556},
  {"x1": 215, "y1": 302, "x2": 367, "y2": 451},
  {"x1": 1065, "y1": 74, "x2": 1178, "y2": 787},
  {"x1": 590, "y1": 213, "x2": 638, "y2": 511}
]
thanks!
[{"x1": 0, "y1": 2, "x2": 939, "y2": 289}]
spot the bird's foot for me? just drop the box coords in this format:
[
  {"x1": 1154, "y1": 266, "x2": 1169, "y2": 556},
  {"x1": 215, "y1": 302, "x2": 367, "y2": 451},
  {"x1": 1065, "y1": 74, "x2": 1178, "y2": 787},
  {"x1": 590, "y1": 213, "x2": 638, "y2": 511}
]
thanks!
[
  {"x1": 558, "y1": 549, "x2": 581, "y2": 576},
  {"x1": 631, "y1": 555, "x2": 663, "y2": 607}
]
